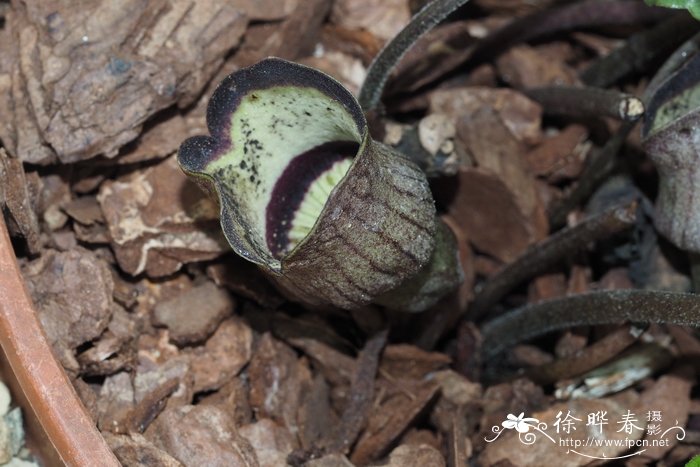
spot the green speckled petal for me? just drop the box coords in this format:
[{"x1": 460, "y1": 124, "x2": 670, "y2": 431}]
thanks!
[{"x1": 178, "y1": 58, "x2": 457, "y2": 310}]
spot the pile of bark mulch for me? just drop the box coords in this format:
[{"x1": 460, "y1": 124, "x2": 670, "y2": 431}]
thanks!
[{"x1": 2, "y1": 0, "x2": 700, "y2": 465}]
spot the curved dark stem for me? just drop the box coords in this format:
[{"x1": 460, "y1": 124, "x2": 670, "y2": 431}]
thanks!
[
  {"x1": 580, "y1": 13, "x2": 699, "y2": 89},
  {"x1": 467, "y1": 0, "x2": 668, "y2": 66},
  {"x1": 468, "y1": 200, "x2": 638, "y2": 322},
  {"x1": 481, "y1": 290, "x2": 700, "y2": 359},
  {"x1": 358, "y1": 0, "x2": 471, "y2": 112}
]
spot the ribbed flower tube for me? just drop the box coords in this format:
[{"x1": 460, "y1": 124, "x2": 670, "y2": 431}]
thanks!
[{"x1": 178, "y1": 58, "x2": 459, "y2": 311}]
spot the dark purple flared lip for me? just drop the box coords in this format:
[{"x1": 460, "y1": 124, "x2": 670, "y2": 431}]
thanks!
[
  {"x1": 266, "y1": 141, "x2": 359, "y2": 258},
  {"x1": 178, "y1": 58, "x2": 367, "y2": 175}
]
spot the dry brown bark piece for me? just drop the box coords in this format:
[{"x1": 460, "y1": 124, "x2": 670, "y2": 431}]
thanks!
[
  {"x1": 441, "y1": 214, "x2": 476, "y2": 309},
  {"x1": 78, "y1": 303, "x2": 138, "y2": 376},
  {"x1": 0, "y1": 148, "x2": 41, "y2": 254},
  {"x1": 598, "y1": 267, "x2": 634, "y2": 290},
  {"x1": 206, "y1": 261, "x2": 285, "y2": 310},
  {"x1": 116, "y1": 80, "x2": 211, "y2": 165},
  {"x1": 325, "y1": 330, "x2": 388, "y2": 456},
  {"x1": 145, "y1": 404, "x2": 260, "y2": 467},
  {"x1": 67, "y1": 195, "x2": 110, "y2": 243},
  {"x1": 321, "y1": 25, "x2": 383, "y2": 66},
  {"x1": 478, "y1": 379, "x2": 547, "y2": 448},
  {"x1": 63, "y1": 196, "x2": 104, "y2": 226},
  {"x1": 429, "y1": 87, "x2": 543, "y2": 146},
  {"x1": 21, "y1": 247, "x2": 114, "y2": 373},
  {"x1": 525, "y1": 326, "x2": 638, "y2": 384},
  {"x1": 305, "y1": 454, "x2": 355, "y2": 467},
  {"x1": 0, "y1": 23, "x2": 16, "y2": 154},
  {"x1": 37, "y1": 172, "x2": 71, "y2": 232},
  {"x1": 430, "y1": 370, "x2": 483, "y2": 434},
  {"x1": 134, "y1": 275, "x2": 194, "y2": 317},
  {"x1": 453, "y1": 105, "x2": 548, "y2": 261},
  {"x1": 2, "y1": 0, "x2": 248, "y2": 164},
  {"x1": 72, "y1": 378, "x2": 99, "y2": 423},
  {"x1": 248, "y1": 333, "x2": 313, "y2": 436},
  {"x1": 199, "y1": 378, "x2": 253, "y2": 427},
  {"x1": 448, "y1": 168, "x2": 544, "y2": 263},
  {"x1": 288, "y1": 337, "x2": 356, "y2": 387},
  {"x1": 387, "y1": 20, "x2": 488, "y2": 96},
  {"x1": 399, "y1": 429, "x2": 442, "y2": 452},
  {"x1": 232, "y1": 0, "x2": 298, "y2": 21},
  {"x1": 379, "y1": 344, "x2": 451, "y2": 380},
  {"x1": 133, "y1": 354, "x2": 193, "y2": 411},
  {"x1": 554, "y1": 331, "x2": 588, "y2": 359},
  {"x1": 98, "y1": 155, "x2": 228, "y2": 277},
  {"x1": 524, "y1": 124, "x2": 589, "y2": 181},
  {"x1": 152, "y1": 281, "x2": 235, "y2": 346},
  {"x1": 239, "y1": 419, "x2": 299, "y2": 467},
  {"x1": 300, "y1": 52, "x2": 366, "y2": 96},
  {"x1": 187, "y1": 317, "x2": 253, "y2": 393},
  {"x1": 116, "y1": 112, "x2": 190, "y2": 165},
  {"x1": 233, "y1": 0, "x2": 333, "y2": 67},
  {"x1": 638, "y1": 370, "x2": 693, "y2": 462},
  {"x1": 496, "y1": 44, "x2": 579, "y2": 89},
  {"x1": 104, "y1": 432, "x2": 184, "y2": 467},
  {"x1": 297, "y1": 375, "x2": 338, "y2": 450},
  {"x1": 527, "y1": 273, "x2": 568, "y2": 303},
  {"x1": 374, "y1": 443, "x2": 446, "y2": 467},
  {"x1": 97, "y1": 371, "x2": 136, "y2": 434},
  {"x1": 479, "y1": 397, "x2": 643, "y2": 467},
  {"x1": 350, "y1": 380, "x2": 439, "y2": 465},
  {"x1": 128, "y1": 378, "x2": 182, "y2": 434},
  {"x1": 331, "y1": 0, "x2": 411, "y2": 41}
]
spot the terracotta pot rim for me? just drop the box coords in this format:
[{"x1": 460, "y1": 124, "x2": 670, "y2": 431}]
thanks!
[{"x1": 0, "y1": 218, "x2": 119, "y2": 466}]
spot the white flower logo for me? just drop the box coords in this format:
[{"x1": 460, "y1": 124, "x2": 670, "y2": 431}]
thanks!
[{"x1": 502, "y1": 412, "x2": 540, "y2": 433}]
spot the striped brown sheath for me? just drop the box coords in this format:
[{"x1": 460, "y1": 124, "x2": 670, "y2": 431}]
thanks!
[{"x1": 178, "y1": 58, "x2": 460, "y2": 311}]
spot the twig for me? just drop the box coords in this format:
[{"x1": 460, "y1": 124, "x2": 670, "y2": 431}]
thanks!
[
  {"x1": 448, "y1": 406, "x2": 469, "y2": 467},
  {"x1": 324, "y1": 329, "x2": 389, "y2": 454},
  {"x1": 548, "y1": 121, "x2": 635, "y2": 229},
  {"x1": 358, "y1": 0, "x2": 471, "y2": 112},
  {"x1": 467, "y1": 0, "x2": 667, "y2": 67},
  {"x1": 481, "y1": 290, "x2": 700, "y2": 359},
  {"x1": 468, "y1": 200, "x2": 638, "y2": 321},
  {"x1": 524, "y1": 86, "x2": 644, "y2": 122},
  {"x1": 525, "y1": 325, "x2": 640, "y2": 384},
  {"x1": 581, "y1": 13, "x2": 699, "y2": 88}
]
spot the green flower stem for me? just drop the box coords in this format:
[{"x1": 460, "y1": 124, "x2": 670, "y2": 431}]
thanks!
[{"x1": 481, "y1": 290, "x2": 700, "y2": 359}]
